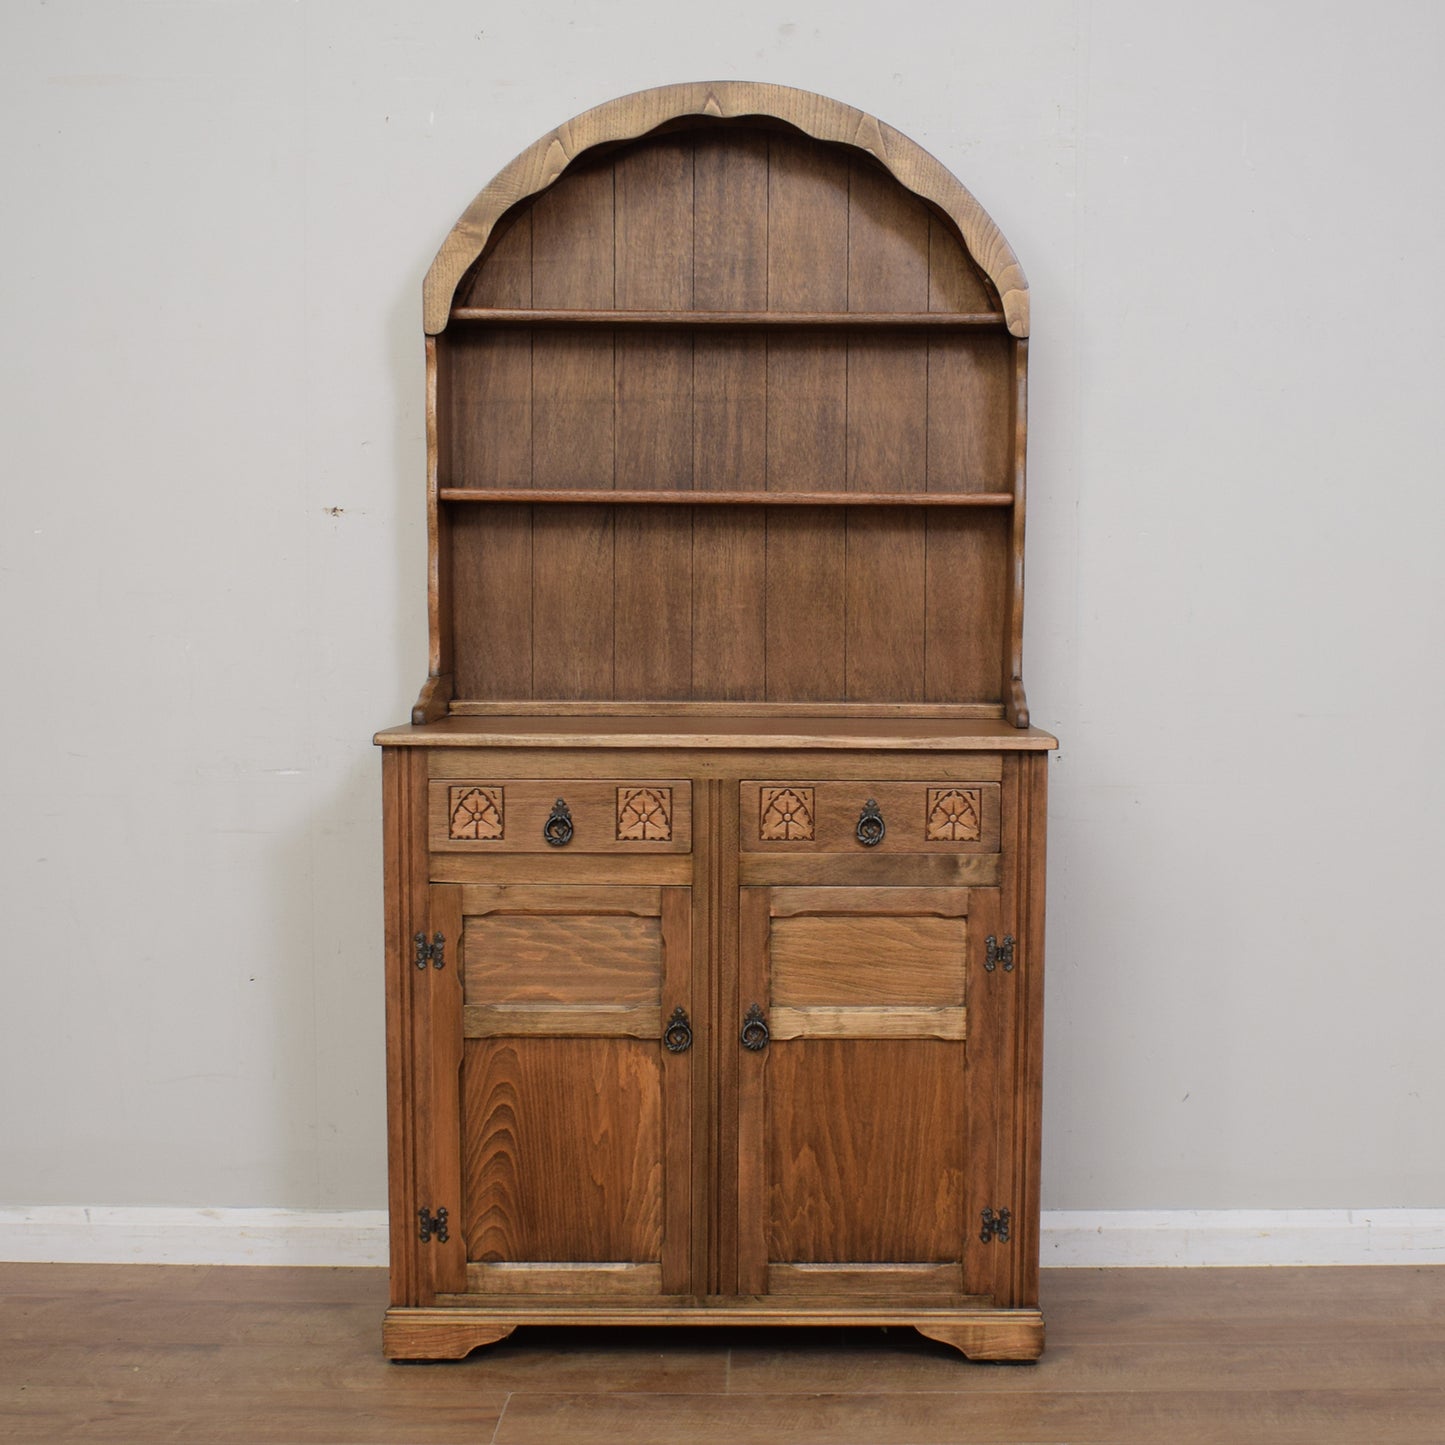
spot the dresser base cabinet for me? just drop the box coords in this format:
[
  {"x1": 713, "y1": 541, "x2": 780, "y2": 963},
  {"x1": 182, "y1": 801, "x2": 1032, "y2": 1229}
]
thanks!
[{"x1": 378, "y1": 733, "x2": 1052, "y2": 1361}]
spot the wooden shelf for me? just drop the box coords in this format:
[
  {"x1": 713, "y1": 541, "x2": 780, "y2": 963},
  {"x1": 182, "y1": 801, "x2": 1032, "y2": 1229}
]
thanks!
[
  {"x1": 448, "y1": 307, "x2": 1007, "y2": 329},
  {"x1": 437, "y1": 488, "x2": 1015, "y2": 507}
]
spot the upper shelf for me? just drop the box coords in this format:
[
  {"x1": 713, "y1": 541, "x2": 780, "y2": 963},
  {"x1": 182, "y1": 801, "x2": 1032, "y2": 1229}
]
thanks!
[
  {"x1": 437, "y1": 489, "x2": 1016, "y2": 507},
  {"x1": 448, "y1": 307, "x2": 1008, "y2": 329}
]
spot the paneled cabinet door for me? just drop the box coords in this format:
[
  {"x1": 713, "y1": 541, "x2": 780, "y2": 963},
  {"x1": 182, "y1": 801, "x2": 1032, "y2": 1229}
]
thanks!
[
  {"x1": 736, "y1": 885, "x2": 1011, "y2": 1303},
  {"x1": 414, "y1": 883, "x2": 694, "y2": 1301}
]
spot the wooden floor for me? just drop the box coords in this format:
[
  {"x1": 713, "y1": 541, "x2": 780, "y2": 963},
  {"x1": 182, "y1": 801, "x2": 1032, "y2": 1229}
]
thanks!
[{"x1": 2, "y1": 1265, "x2": 1443, "y2": 1443}]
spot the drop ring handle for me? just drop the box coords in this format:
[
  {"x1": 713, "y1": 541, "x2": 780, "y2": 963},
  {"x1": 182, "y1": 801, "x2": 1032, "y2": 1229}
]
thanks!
[
  {"x1": 664, "y1": 1006, "x2": 693, "y2": 1054},
  {"x1": 543, "y1": 798, "x2": 574, "y2": 847},
  {"x1": 740, "y1": 1003, "x2": 770, "y2": 1052},
  {"x1": 856, "y1": 798, "x2": 885, "y2": 847}
]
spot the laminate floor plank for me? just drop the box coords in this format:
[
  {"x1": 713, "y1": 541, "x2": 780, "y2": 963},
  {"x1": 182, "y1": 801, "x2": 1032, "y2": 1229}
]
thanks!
[
  {"x1": 491, "y1": 1389, "x2": 1445, "y2": 1445},
  {"x1": 2, "y1": 1265, "x2": 1443, "y2": 1445}
]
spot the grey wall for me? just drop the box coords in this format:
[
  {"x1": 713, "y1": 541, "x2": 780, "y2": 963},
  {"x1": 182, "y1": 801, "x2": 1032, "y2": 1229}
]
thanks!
[{"x1": 1, "y1": 0, "x2": 1441, "y2": 1212}]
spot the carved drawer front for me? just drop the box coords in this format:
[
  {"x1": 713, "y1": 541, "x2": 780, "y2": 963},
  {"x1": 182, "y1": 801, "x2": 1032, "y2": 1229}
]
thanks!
[
  {"x1": 742, "y1": 781, "x2": 1001, "y2": 854},
  {"x1": 430, "y1": 779, "x2": 691, "y2": 853}
]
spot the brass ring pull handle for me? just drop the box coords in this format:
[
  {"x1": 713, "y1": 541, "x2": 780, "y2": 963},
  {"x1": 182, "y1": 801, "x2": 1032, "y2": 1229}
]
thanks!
[
  {"x1": 543, "y1": 798, "x2": 574, "y2": 847},
  {"x1": 856, "y1": 798, "x2": 885, "y2": 847},
  {"x1": 740, "y1": 1002, "x2": 770, "y2": 1052},
  {"x1": 663, "y1": 1006, "x2": 693, "y2": 1054}
]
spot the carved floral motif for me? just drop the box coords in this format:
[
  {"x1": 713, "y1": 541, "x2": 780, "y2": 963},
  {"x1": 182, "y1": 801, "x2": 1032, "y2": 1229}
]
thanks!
[
  {"x1": 926, "y1": 788, "x2": 982, "y2": 842},
  {"x1": 617, "y1": 787, "x2": 673, "y2": 841},
  {"x1": 449, "y1": 785, "x2": 504, "y2": 840},
  {"x1": 760, "y1": 786, "x2": 815, "y2": 841}
]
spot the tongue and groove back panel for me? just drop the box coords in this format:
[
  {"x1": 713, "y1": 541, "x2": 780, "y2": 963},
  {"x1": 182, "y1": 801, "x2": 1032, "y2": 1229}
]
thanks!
[{"x1": 437, "y1": 123, "x2": 1021, "y2": 708}]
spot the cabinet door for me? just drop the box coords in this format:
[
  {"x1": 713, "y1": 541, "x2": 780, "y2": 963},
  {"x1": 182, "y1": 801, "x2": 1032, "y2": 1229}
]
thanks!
[
  {"x1": 415, "y1": 883, "x2": 694, "y2": 1299},
  {"x1": 736, "y1": 884, "x2": 1007, "y2": 1302}
]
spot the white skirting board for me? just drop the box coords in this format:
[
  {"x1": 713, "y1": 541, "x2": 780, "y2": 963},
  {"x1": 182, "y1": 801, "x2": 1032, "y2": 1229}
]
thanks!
[{"x1": 1, "y1": 1207, "x2": 1442, "y2": 1267}]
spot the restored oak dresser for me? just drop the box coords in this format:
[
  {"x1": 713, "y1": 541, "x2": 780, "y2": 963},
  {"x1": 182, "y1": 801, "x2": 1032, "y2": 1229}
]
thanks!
[{"x1": 376, "y1": 81, "x2": 1056, "y2": 1362}]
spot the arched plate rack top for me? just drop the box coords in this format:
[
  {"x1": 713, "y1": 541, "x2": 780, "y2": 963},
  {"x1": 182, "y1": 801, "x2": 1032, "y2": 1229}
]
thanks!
[{"x1": 423, "y1": 80, "x2": 1028, "y2": 337}]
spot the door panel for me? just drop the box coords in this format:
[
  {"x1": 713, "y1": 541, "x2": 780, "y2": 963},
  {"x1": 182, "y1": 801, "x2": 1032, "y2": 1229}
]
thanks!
[
  {"x1": 737, "y1": 883, "x2": 1004, "y2": 1301},
  {"x1": 463, "y1": 1036, "x2": 664, "y2": 1262},
  {"x1": 764, "y1": 1038, "x2": 964, "y2": 1262},
  {"x1": 417, "y1": 882, "x2": 694, "y2": 1299}
]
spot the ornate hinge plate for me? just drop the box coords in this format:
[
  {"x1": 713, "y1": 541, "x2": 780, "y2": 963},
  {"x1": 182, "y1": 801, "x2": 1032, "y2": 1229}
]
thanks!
[
  {"x1": 418, "y1": 1205, "x2": 449, "y2": 1244},
  {"x1": 413, "y1": 931, "x2": 446, "y2": 970},
  {"x1": 980, "y1": 1206, "x2": 1012, "y2": 1244},
  {"x1": 984, "y1": 934, "x2": 1015, "y2": 973}
]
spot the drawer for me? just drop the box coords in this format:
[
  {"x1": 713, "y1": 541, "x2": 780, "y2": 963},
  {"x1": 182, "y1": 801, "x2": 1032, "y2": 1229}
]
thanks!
[
  {"x1": 431, "y1": 779, "x2": 691, "y2": 853},
  {"x1": 740, "y1": 780, "x2": 1000, "y2": 854}
]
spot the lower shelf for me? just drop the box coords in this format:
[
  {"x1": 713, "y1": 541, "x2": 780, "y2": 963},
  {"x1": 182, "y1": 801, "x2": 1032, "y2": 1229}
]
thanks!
[{"x1": 383, "y1": 1301, "x2": 1045, "y2": 1363}]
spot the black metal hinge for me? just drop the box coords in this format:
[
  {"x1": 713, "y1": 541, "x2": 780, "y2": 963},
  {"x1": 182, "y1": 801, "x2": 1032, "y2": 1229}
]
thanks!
[
  {"x1": 418, "y1": 1206, "x2": 449, "y2": 1244},
  {"x1": 984, "y1": 934, "x2": 1015, "y2": 973},
  {"x1": 980, "y1": 1206, "x2": 1012, "y2": 1244},
  {"x1": 413, "y1": 931, "x2": 446, "y2": 970}
]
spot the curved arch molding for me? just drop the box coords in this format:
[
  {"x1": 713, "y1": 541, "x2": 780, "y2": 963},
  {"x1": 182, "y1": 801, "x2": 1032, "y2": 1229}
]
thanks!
[{"x1": 423, "y1": 81, "x2": 1029, "y2": 337}]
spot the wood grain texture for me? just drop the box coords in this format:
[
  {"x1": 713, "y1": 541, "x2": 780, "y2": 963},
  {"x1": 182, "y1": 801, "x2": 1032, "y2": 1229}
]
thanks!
[
  {"x1": 463, "y1": 1002, "x2": 660, "y2": 1039},
  {"x1": 420, "y1": 884, "x2": 467, "y2": 1296},
  {"x1": 767, "y1": 1262, "x2": 968, "y2": 1297},
  {"x1": 924, "y1": 509, "x2": 1010, "y2": 703},
  {"x1": 381, "y1": 749, "x2": 426, "y2": 1306},
  {"x1": 462, "y1": 915, "x2": 662, "y2": 1006},
  {"x1": 460, "y1": 1261, "x2": 663, "y2": 1297},
  {"x1": 738, "y1": 853, "x2": 1002, "y2": 888},
  {"x1": 769, "y1": 916, "x2": 967, "y2": 1007},
  {"x1": 406, "y1": 718, "x2": 1052, "y2": 749},
  {"x1": 764, "y1": 1039, "x2": 965, "y2": 1265},
  {"x1": 614, "y1": 509, "x2": 692, "y2": 698},
  {"x1": 530, "y1": 505, "x2": 613, "y2": 698},
  {"x1": 463, "y1": 1037, "x2": 664, "y2": 1266},
  {"x1": 19, "y1": 1266, "x2": 1445, "y2": 1435},
  {"x1": 423, "y1": 82, "x2": 1028, "y2": 336},
  {"x1": 450, "y1": 503, "x2": 533, "y2": 699},
  {"x1": 768, "y1": 1004, "x2": 967, "y2": 1041}
]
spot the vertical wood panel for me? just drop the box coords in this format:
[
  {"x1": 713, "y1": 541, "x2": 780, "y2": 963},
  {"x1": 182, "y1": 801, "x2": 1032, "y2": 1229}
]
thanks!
[
  {"x1": 530, "y1": 505, "x2": 613, "y2": 699},
  {"x1": 766, "y1": 136, "x2": 847, "y2": 700},
  {"x1": 531, "y1": 163, "x2": 615, "y2": 308},
  {"x1": 445, "y1": 170, "x2": 535, "y2": 494},
  {"x1": 962, "y1": 862, "x2": 1008, "y2": 1300},
  {"x1": 693, "y1": 130, "x2": 768, "y2": 696},
  {"x1": 848, "y1": 158, "x2": 930, "y2": 311},
  {"x1": 616, "y1": 138, "x2": 695, "y2": 493},
  {"x1": 845, "y1": 510, "x2": 926, "y2": 702},
  {"x1": 449, "y1": 333, "x2": 533, "y2": 488},
  {"x1": 691, "y1": 507, "x2": 766, "y2": 699},
  {"x1": 735, "y1": 888, "x2": 771, "y2": 1295},
  {"x1": 615, "y1": 508, "x2": 692, "y2": 699},
  {"x1": 767, "y1": 507, "x2": 845, "y2": 701},
  {"x1": 421, "y1": 886, "x2": 466, "y2": 1295},
  {"x1": 842, "y1": 159, "x2": 931, "y2": 700},
  {"x1": 526, "y1": 168, "x2": 616, "y2": 694},
  {"x1": 615, "y1": 139, "x2": 693, "y2": 309},
  {"x1": 694, "y1": 129, "x2": 767, "y2": 491},
  {"x1": 660, "y1": 887, "x2": 693, "y2": 1295},
  {"x1": 450, "y1": 504, "x2": 532, "y2": 699},
  {"x1": 532, "y1": 165, "x2": 615, "y2": 489},
  {"x1": 767, "y1": 134, "x2": 850, "y2": 309},
  {"x1": 926, "y1": 334, "x2": 1012, "y2": 493},
  {"x1": 455, "y1": 209, "x2": 533, "y2": 307},
  {"x1": 693, "y1": 335, "x2": 766, "y2": 491},
  {"x1": 928, "y1": 213, "x2": 996, "y2": 313},
  {"x1": 694, "y1": 130, "x2": 768, "y2": 310},
  {"x1": 924, "y1": 509, "x2": 1009, "y2": 703}
]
